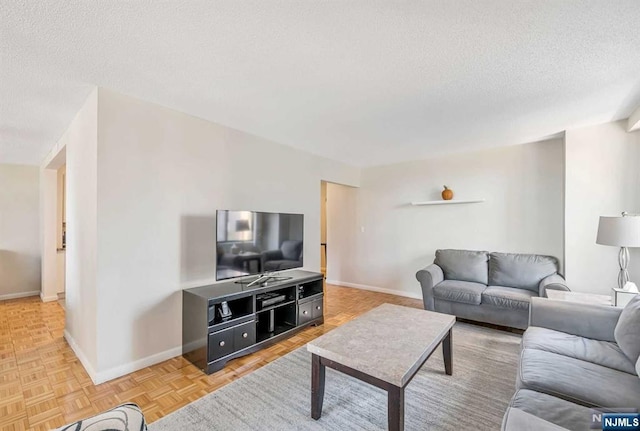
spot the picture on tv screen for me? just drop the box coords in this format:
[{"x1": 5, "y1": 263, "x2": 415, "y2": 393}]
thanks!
[{"x1": 215, "y1": 210, "x2": 304, "y2": 281}]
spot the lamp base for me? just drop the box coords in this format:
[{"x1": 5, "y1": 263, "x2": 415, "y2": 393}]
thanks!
[{"x1": 618, "y1": 246, "x2": 630, "y2": 290}]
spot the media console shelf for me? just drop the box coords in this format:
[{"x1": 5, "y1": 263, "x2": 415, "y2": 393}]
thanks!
[{"x1": 182, "y1": 270, "x2": 324, "y2": 374}]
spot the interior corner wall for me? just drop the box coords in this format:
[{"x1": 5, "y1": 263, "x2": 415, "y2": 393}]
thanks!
[
  {"x1": 0, "y1": 164, "x2": 41, "y2": 300},
  {"x1": 564, "y1": 120, "x2": 640, "y2": 294},
  {"x1": 62, "y1": 89, "x2": 99, "y2": 377},
  {"x1": 326, "y1": 139, "x2": 565, "y2": 298},
  {"x1": 93, "y1": 88, "x2": 359, "y2": 381}
]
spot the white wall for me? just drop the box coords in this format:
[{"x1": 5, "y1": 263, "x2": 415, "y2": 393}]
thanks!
[
  {"x1": 0, "y1": 164, "x2": 40, "y2": 300},
  {"x1": 327, "y1": 139, "x2": 565, "y2": 298},
  {"x1": 628, "y1": 105, "x2": 640, "y2": 132},
  {"x1": 61, "y1": 89, "x2": 99, "y2": 375},
  {"x1": 91, "y1": 88, "x2": 359, "y2": 381},
  {"x1": 565, "y1": 121, "x2": 640, "y2": 294}
]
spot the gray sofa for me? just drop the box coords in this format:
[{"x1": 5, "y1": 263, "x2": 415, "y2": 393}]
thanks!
[
  {"x1": 502, "y1": 296, "x2": 640, "y2": 430},
  {"x1": 416, "y1": 249, "x2": 568, "y2": 329},
  {"x1": 262, "y1": 240, "x2": 303, "y2": 271}
]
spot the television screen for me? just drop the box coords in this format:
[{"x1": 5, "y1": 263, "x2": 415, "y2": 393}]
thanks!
[{"x1": 216, "y1": 210, "x2": 304, "y2": 281}]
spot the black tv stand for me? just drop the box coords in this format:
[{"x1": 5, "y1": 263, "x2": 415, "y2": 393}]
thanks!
[{"x1": 182, "y1": 270, "x2": 324, "y2": 374}]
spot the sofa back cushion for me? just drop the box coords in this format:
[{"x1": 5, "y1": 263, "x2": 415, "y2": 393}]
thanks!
[
  {"x1": 435, "y1": 249, "x2": 489, "y2": 285},
  {"x1": 281, "y1": 240, "x2": 303, "y2": 261},
  {"x1": 489, "y1": 252, "x2": 559, "y2": 292},
  {"x1": 615, "y1": 294, "x2": 640, "y2": 365}
]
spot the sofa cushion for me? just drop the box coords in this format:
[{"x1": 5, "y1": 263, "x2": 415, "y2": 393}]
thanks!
[
  {"x1": 489, "y1": 252, "x2": 559, "y2": 292},
  {"x1": 517, "y1": 348, "x2": 640, "y2": 409},
  {"x1": 508, "y1": 389, "x2": 591, "y2": 431},
  {"x1": 523, "y1": 327, "x2": 637, "y2": 374},
  {"x1": 614, "y1": 294, "x2": 640, "y2": 364},
  {"x1": 435, "y1": 249, "x2": 489, "y2": 284},
  {"x1": 482, "y1": 286, "x2": 537, "y2": 310},
  {"x1": 433, "y1": 280, "x2": 486, "y2": 305}
]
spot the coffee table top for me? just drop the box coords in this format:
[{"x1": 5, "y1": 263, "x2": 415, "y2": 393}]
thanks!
[{"x1": 306, "y1": 303, "x2": 455, "y2": 387}]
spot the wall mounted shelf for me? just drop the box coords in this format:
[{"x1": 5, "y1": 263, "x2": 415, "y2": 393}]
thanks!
[{"x1": 410, "y1": 199, "x2": 485, "y2": 206}]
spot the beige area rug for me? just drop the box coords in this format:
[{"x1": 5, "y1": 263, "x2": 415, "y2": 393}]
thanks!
[{"x1": 150, "y1": 322, "x2": 521, "y2": 430}]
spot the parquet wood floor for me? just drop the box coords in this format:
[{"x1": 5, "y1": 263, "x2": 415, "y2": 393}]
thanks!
[{"x1": 0, "y1": 284, "x2": 421, "y2": 430}]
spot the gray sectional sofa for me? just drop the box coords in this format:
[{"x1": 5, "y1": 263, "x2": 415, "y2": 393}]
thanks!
[
  {"x1": 502, "y1": 296, "x2": 640, "y2": 430},
  {"x1": 416, "y1": 249, "x2": 568, "y2": 329}
]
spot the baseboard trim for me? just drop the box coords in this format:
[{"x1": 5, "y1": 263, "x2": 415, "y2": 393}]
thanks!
[
  {"x1": 64, "y1": 330, "x2": 183, "y2": 385},
  {"x1": 0, "y1": 290, "x2": 40, "y2": 301},
  {"x1": 40, "y1": 292, "x2": 59, "y2": 302},
  {"x1": 94, "y1": 346, "x2": 183, "y2": 385},
  {"x1": 64, "y1": 330, "x2": 99, "y2": 384},
  {"x1": 326, "y1": 280, "x2": 422, "y2": 300}
]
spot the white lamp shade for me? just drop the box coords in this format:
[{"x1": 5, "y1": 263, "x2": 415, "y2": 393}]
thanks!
[{"x1": 596, "y1": 216, "x2": 640, "y2": 247}]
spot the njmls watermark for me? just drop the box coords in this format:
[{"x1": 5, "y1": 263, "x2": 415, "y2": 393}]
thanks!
[{"x1": 591, "y1": 408, "x2": 639, "y2": 430}]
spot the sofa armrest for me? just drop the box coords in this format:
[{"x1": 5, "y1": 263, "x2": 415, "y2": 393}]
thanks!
[
  {"x1": 529, "y1": 297, "x2": 622, "y2": 342},
  {"x1": 538, "y1": 273, "x2": 569, "y2": 297},
  {"x1": 416, "y1": 264, "x2": 444, "y2": 311}
]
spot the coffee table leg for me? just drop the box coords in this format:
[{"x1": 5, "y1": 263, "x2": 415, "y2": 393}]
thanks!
[
  {"x1": 443, "y1": 328, "x2": 452, "y2": 376},
  {"x1": 311, "y1": 354, "x2": 325, "y2": 420},
  {"x1": 388, "y1": 385, "x2": 405, "y2": 431}
]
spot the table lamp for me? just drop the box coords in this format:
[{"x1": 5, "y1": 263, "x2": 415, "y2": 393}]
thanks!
[
  {"x1": 235, "y1": 219, "x2": 250, "y2": 233},
  {"x1": 596, "y1": 212, "x2": 640, "y2": 291},
  {"x1": 230, "y1": 219, "x2": 251, "y2": 254}
]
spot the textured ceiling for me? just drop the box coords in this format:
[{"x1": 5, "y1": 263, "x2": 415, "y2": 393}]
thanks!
[{"x1": 2, "y1": 1, "x2": 640, "y2": 167}]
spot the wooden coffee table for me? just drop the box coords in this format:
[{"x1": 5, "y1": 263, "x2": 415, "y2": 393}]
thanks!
[{"x1": 306, "y1": 303, "x2": 455, "y2": 431}]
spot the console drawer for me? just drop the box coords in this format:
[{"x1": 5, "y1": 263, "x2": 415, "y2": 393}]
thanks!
[
  {"x1": 208, "y1": 328, "x2": 234, "y2": 360},
  {"x1": 298, "y1": 301, "x2": 313, "y2": 325},
  {"x1": 233, "y1": 320, "x2": 256, "y2": 351},
  {"x1": 311, "y1": 297, "x2": 323, "y2": 319}
]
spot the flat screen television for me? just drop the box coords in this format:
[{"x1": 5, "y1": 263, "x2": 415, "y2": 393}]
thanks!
[{"x1": 216, "y1": 210, "x2": 304, "y2": 281}]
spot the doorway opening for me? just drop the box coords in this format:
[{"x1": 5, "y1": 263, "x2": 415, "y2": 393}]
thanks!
[
  {"x1": 321, "y1": 182, "x2": 327, "y2": 275},
  {"x1": 56, "y1": 164, "x2": 66, "y2": 307},
  {"x1": 320, "y1": 181, "x2": 357, "y2": 281},
  {"x1": 42, "y1": 147, "x2": 66, "y2": 308}
]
